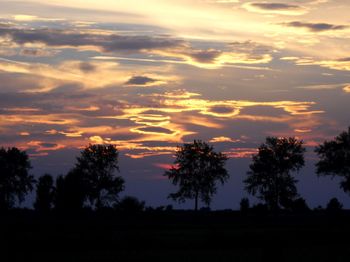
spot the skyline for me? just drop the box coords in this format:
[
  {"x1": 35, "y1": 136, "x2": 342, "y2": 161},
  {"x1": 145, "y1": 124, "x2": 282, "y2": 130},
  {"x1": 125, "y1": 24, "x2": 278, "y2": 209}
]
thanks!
[{"x1": 0, "y1": 0, "x2": 350, "y2": 209}]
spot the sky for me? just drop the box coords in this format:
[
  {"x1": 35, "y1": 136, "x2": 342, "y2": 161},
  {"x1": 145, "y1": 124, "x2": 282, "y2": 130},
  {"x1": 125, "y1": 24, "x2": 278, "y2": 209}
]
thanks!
[{"x1": 0, "y1": 0, "x2": 350, "y2": 209}]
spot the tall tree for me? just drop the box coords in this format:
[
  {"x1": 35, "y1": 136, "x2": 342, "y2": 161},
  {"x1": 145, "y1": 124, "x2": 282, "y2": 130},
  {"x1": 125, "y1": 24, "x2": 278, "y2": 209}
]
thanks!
[
  {"x1": 75, "y1": 144, "x2": 125, "y2": 209},
  {"x1": 315, "y1": 127, "x2": 350, "y2": 193},
  {"x1": 54, "y1": 170, "x2": 87, "y2": 212},
  {"x1": 244, "y1": 137, "x2": 305, "y2": 211},
  {"x1": 34, "y1": 174, "x2": 55, "y2": 212},
  {"x1": 165, "y1": 140, "x2": 229, "y2": 211},
  {"x1": 0, "y1": 147, "x2": 34, "y2": 210}
]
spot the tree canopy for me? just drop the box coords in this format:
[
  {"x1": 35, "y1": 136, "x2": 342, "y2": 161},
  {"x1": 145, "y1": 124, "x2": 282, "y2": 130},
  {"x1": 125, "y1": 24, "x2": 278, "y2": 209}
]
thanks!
[
  {"x1": 315, "y1": 127, "x2": 350, "y2": 193},
  {"x1": 0, "y1": 147, "x2": 34, "y2": 209},
  {"x1": 34, "y1": 174, "x2": 55, "y2": 212},
  {"x1": 244, "y1": 137, "x2": 305, "y2": 211},
  {"x1": 74, "y1": 144, "x2": 125, "y2": 209},
  {"x1": 165, "y1": 140, "x2": 229, "y2": 210},
  {"x1": 54, "y1": 170, "x2": 87, "y2": 212}
]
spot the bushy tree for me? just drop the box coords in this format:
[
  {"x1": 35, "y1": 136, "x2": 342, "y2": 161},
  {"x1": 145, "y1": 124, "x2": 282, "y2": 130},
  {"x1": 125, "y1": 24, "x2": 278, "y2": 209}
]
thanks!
[
  {"x1": 0, "y1": 147, "x2": 34, "y2": 209},
  {"x1": 165, "y1": 140, "x2": 229, "y2": 211},
  {"x1": 240, "y1": 198, "x2": 250, "y2": 213},
  {"x1": 75, "y1": 144, "x2": 125, "y2": 209},
  {"x1": 115, "y1": 196, "x2": 145, "y2": 213},
  {"x1": 34, "y1": 174, "x2": 55, "y2": 212},
  {"x1": 244, "y1": 137, "x2": 305, "y2": 211},
  {"x1": 326, "y1": 197, "x2": 343, "y2": 212},
  {"x1": 315, "y1": 127, "x2": 350, "y2": 194},
  {"x1": 290, "y1": 197, "x2": 309, "y2": 213},
  {"x1": 54, "y1": 170, "x2": 87, "y2": 212}
]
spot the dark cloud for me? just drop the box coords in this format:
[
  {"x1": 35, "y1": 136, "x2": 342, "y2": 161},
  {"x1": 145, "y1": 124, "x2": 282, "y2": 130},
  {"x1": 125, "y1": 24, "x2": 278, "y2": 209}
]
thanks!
[
  {"x1": 39, "y1": 142, "x2": 58, "y2": 148},
  {"x1": 19, "y1": 49, "x2": 43, "y2": 56},
  {"x1": 136, "y1": 127, "x2": 175, "y2": 135},
  {"x1": 189, "y1": 49, "x2": 222, "y2": 63},
  {"x1": 126, "y1": 76, "x2": 158, "y2": 85},
  {"x1": 0, "y1": 26, "x2": 185, "y2": 52},
  {"x1": 229, "y1": 41, "x2": 271, "y2": 54},
  {"x1": 18, "y1": 49, "x2": 57, "y2": 57},
  {"x1": 79, "y1": 62, "x2": 96, "y2": 73},
  {"x1": 210, "y1": 106, "x2": 235, "y2": 114},
  {"x1": 337, "y1": 57, "x2": 350, "y2": 62},
  {"x1": 250, "y1": 2, "x2": 301, "y2": 10},
  {"x1": 281, "y1": 21, "x2": 348, "y2": 32}
]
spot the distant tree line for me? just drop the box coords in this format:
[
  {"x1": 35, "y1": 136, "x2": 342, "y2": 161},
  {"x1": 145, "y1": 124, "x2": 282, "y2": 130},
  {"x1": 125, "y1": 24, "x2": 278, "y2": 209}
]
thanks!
[{"x1": 0, "y1": 127, "x2": 349, "y2": 213}]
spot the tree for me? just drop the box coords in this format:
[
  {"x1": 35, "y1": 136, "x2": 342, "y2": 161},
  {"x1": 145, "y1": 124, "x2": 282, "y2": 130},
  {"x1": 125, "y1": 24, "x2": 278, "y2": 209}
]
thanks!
[
  {"x1": 290, "y1": 197, "x2": 309, "y2": 213},
  {"x1": 115, "y1": 196, "x2": 145, "y2": 213},
  {"x1": 240, "y1": 198, "x2": 250, "y2": 213},
  {"x1": 244, "y1": 137, "x2": 305, "y2": 211},
  {"x1": 315, "y1": 127, "x2": 350, "y2": 193},
  {"x1": 165, "y1": 140, "x2": 229, "y2": 211},
  {"x1": 54, "y1": 170, "x2": 87, "y2": 212},
  {"x1": 34, "y1": 174, "x2": 55, "y2": 212},
  {"x1": 0, "y1": 147, "x2": 34, "y2": 210},
  {"x1": 74, "y1": 144, "x2": 125, "y2": 209},
  {"x1": 326, "y1": 197, "x2": 343, "y2": 213}
]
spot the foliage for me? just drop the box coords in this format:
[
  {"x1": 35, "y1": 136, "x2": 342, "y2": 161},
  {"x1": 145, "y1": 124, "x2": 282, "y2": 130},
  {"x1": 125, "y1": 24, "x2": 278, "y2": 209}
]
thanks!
[
  {"x1": 54, "y1": 170, "x2": 87, "y2": 211},
  {"x1": 115, "y1": 196, "x2": 145, "y2": 213},
  {"x1": 0, "y1": 147, "x2": 34, "y2": 209},
  {"x1": 240, "y1": 198, "x2": 250, "y2": 213},
  {"x1": 315, "y1": 127, "x2": 350, "y2": 193},
  {"x1": 34, "y1": 174, "x2": 55, "y2": 212},
  {"x1": 326, "y1": 197, "x2": 343, "y2": 212},
  {"x1": 244, "y1": 137, "x2": 305, "y2": 211},
  {"x1": 74, "y1": 144, "x2": 125, "y2": 209},
  {"x1": 165, "y1": 140, "x2": 229, "y2": 210},
  {"x1": 290, "y1": 197, "x2": 310, "y2": 213}
]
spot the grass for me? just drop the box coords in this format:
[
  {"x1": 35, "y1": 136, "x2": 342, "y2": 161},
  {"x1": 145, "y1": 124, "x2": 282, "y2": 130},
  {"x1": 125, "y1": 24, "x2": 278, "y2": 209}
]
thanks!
[{"x1": 1, "y1": 210, "x2": 350, "y2": 261}]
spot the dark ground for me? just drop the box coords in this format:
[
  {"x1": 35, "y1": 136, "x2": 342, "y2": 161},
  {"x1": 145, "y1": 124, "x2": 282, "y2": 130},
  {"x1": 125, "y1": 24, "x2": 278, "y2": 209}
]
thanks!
[{"x1": 2, "y1": 210, "x2": 350, "y2": 262}]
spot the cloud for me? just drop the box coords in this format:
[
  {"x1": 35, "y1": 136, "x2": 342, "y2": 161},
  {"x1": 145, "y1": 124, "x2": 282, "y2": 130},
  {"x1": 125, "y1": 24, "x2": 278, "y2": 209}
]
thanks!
[
  {"x1": 209, "y1": 136, "x2": 240, "y2": 143},
  {"x1": 281, "y1": 21, "x2": 348, "y2": 32},
  {"x1": 0, "y1": 26, "x2": 185, "y2": 53},
  {"x1": 18, "y1": 48, "x2": 60, "y2": 57},
  {"x1": 0, "y1": 58, "x2": 178, "y2": 92},
  {"x1": 250, "y1": 3, "x2": 301, "y2": 10},
  {"x1": 78, "y1": 62, "x2": 96, "y2": 73},
  {"x1": 26, "y1": 140, "x2": 66, "y2": 151},
  {"x1": 243, "y1": 2, "x2": 307, "y2": 15},
  {"x1": 344, "y1": 85, "x2": 350, "y2": 93},
  {"x1": 0, "y1": 22, "x2": 273, "y2": 70},
  {"x1": 0, "y1": 86, "x2": 326, "y2": 160},
  {"x1": 223, "y1": 148, "x2": 258, "y2": 158},
  {"x1": 12, "y1": 14, "x2": 65, "y2": 22},
  {"x1": 125, "y1": 75, "x2": 159, "y2": 86},
  {"x1": 294, "y1": 57, "x2": 350, "y2": 71},
  {"x1": 296, "y1": 83, "x2": 346, "y2": 90},
  {"x1": 131, "y1": 126, "x2": 176, "y2": 135}
]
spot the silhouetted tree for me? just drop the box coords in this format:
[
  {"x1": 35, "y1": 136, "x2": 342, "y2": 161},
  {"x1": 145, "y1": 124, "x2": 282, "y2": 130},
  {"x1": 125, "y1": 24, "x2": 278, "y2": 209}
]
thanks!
[
  {"x1": 251, "y1": 203, "x2": 268, "y2": 215},
  {"x1": 290, "y1": 197, "x2": 309, "y2": 213},
  {"x1": 165, "y1": 140, "x2": 229, "y2": 211},
  {"x1": 34, "y1": 174, "x2": 55, "y2": 212},
  {"x1": 240, "y1": 198, "x2": 250, "y2": 213},
  {"x1": 115, "y1": 196, "x2": 145, "y2": 213},
  {"x1": 244, "y1": 137, "x2": 305, "y2": 211},
  {"x1": 75, "y1": 144, "x2": 125, "y2": 209},
  {"x1": 54, "y1": 170, "x2": 87, "y2": 212},
  {"x1": 0, "y1": 147, "x2": 34, "y2": 210},
  {"x1": 315, "y1": 127, "x2": 350, "y2": 194},
  {"x1": 326, "y1": 197, "x2": 343, "y2": 213}
]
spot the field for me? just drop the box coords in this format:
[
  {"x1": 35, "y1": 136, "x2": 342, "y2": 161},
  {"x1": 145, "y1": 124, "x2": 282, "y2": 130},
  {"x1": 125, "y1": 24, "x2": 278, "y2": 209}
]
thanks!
[{"x1": 2, "y1": 210, "x2": 350, "y2": 261}]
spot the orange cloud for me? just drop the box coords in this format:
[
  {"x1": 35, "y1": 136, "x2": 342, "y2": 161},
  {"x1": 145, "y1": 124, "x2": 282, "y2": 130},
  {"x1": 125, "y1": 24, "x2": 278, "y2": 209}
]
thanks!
[
  {"x1": 224, "y1": 148, "x2": 258, "y2": 158},
  {"x1": 209, "y1": 136, "x2": 240, "y2": 143}
]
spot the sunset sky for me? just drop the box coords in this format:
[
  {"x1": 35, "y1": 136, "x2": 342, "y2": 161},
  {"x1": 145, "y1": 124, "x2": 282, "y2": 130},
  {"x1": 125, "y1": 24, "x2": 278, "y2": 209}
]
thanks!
[{"x1": 1, "y1": 0, "x2": 350, "y2": 209}]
